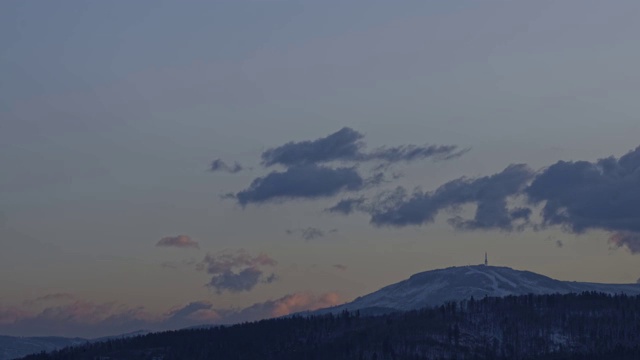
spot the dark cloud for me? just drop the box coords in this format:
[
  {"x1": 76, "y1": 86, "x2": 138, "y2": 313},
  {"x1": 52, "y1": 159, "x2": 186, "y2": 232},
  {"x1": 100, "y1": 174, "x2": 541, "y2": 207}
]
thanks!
[
  {"x1": 286, "y1": 227, "x2": 337, "y2": 240},
  {"x1": 261, "y1": 127, "x2": 363, "y2": 167},
  {"x1": 197, "y1": 250, "x2": 277, "y2": 293},
  {"x1": 210, "y1": 159, "x2": 243, "y2": 174},
  {"x1": 526, "y1": 146, "x2": 640, "y2": 251},
  {"x1": 230, "y1": 127, "x2": 466, "y2": 208},
  {"x1": 363, "y1": 144, "x2": 470, "y2": 163},
  {"x1": 261, "y1": 127, "x2": 465, "y2": 167},
  {"x1": 326, "y1": 197, "x2": 366, "y2": 215},
  {"x1": 370, "y1": 164, "x2": 534, "y2": 230},
  {"x1": 208, "y1": 267, "x2": 267, "y2": 293},
  {"x1": 556, "y1": 240, "x2": 564, "y2": 248},
  {"x1": 156, "y1": 235, "x2": 199, "y2": 249},
  {"x1": 236, "y1": 165, "x2": 364, "y2": 206}
]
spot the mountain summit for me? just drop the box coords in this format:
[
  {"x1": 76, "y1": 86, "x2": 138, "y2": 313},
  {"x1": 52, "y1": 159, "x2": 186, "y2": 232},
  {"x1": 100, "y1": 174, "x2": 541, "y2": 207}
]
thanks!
[{"x1": 317, "y1": 265, "x2": 640, "y2": 314}]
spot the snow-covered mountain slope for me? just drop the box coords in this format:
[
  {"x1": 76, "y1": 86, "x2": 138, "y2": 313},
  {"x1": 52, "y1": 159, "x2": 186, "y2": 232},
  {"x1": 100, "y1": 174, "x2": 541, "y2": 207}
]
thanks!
[{"x1": 317, "y1": 265, "x2": 640, "y2": 314}]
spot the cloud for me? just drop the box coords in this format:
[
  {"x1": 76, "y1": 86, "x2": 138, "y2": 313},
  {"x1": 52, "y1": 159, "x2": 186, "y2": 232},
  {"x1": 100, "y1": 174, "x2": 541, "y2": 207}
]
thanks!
[
  {"x1": 163, "y1": 291, "x2": 340, "y2": 327},
  {"x1": 261, "y1": 127, "x2": 364, "y2": 167},
  {"x1": 228, "y1": 127, "x2": 466, "y2": 208},
  {"x1": 236, "y1": 165, "x2": 364, "y2": 206},
  {"x1": 363, "y1": 144, "x2": 469, "y2": 163},
  {"x1": 163, "y1": 301, "x2": 220, "y2": 329},
  {"x1": 358, "y1": 144, "x2": 640, "y2": 254},
  {"x1": 526, "y1": 146, "x2": 640, "y2": 251},
  {"x1": 286, "y1": 227, "x2": 337, "y2": 240},
  {"x1": 333, "y1": 264, "x2": 348, "y2": 271},
  {"x1": 0, "y1": 299, "x2": 154, "y2": 338},
  {"x1": 0, "y1": 291, "x2": 340, "y2": 338},
  {"x1": 0, "y1": 306, "x2": 29, "y2": 325},
  {"x1": 608, "y1": 232, "x2": 640, "y2": 254},
  {"x1": 197, "y1": 250, "x2": 278, "y2": 293},
  {"x1": 160, "y1": 258, "x2": 197, "y2": 269},
  {"x1": 156, "y1": 235, "x2": 199, "y2": 249},
  {"x1": 22, "y1": 293, "x2": 74, "y2": 306},
  {"x1": 326, "y1": 197, "x2": 367, "y2": 215},
  {"x1": 224, "y1": 292, "x2": 341, "y2": 322},
  {"x1": 210, "y1": 159, "x2": 243, "y2": 173},
  {"x1": 370, "y1": 164, "x2": 534, "y2": 230},
  {"x1": 260, "y1": 127, "x2": 465, "y2": 167}
]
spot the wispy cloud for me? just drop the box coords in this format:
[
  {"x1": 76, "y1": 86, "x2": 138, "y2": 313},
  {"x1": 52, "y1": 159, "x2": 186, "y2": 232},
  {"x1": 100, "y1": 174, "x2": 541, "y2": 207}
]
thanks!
[
  {"x1": 210, "y1": 159, "x2": 243, "y2": 174},
  {"x1": 333, "y1": 264, "x2": 348, "y2": 271},
  {"x1": 326, "y1": 197, "x2": 366, "y2": 215},
  {"x1": 161, "y1": 258, "x2": 197, "y2": 269},
  {"x1": 156, "y1": 235, "x2": 200, "y2": 249},
  {"x1": 261, "y1": 127, "x2": 364, "y2": 167},
  {"x1": 286, "y1": 227, "x2": 337, "y2": 240},
  {"x1": 261, "y1": 127, "x2": 465, "y2": 167},
  {"x1": 22, "y1": 293, "x2": 74, "y2": 306}
]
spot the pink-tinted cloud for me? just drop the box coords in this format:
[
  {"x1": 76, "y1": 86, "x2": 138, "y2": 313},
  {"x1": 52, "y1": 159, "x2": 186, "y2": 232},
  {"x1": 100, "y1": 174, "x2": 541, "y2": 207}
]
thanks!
[
  {"x1": 188, "y1": 292, "x2": 337, "y2": 325},
  {"x1": 156, "y1": 235, "x2": 199, "y2": 249},
  {"x1": 0, "y1": 291, "x2": 341, "y2": 338},
  {"x1": 609, "y1": 232, "x2": 640, "y2": 254},
  {"x1": 269, "y1": 291, "x2": 340, "y2": 317},
  {"x1": 0, "y1": 299, "x2": 154, "y2": 338},
  {"x1": 0, "y1": 306, "x2": 29, "y2": 325}
]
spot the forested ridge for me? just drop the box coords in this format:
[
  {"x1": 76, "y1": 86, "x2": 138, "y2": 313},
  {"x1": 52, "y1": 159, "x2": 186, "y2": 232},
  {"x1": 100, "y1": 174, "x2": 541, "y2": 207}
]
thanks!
[{"x1": 21, "y1": 292, "x2": 640, "y2": 360}]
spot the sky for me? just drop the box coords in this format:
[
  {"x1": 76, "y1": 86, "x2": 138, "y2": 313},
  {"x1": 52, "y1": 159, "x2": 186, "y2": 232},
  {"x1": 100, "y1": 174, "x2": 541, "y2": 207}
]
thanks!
[{"x1": 2, "y1": 0, "x2": 640, "y2": 338}]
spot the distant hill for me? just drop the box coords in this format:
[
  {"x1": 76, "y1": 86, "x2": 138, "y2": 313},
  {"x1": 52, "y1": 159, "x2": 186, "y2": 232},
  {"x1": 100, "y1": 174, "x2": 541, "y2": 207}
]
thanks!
[
  {"x1": 309, "y1": 265, "x2": 640, "y2": 315},
  {"x1": 0, "y1": 336, "x2": 86, "y2": 360},
  {"x1": 0, "y1": 330, "x2": 151, "y2": 360}
]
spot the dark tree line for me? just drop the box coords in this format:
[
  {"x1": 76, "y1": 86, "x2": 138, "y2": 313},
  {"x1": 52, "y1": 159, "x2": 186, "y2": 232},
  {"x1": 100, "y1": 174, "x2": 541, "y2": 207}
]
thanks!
[{"x1": 20, "y1": 292, "x2": 640, "y2": 360}]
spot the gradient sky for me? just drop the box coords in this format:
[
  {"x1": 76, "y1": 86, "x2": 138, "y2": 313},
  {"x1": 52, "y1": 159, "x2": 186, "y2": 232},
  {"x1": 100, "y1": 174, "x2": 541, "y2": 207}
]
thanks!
[{"x1": 2, "y1": 0, "x2": 640, "y2": 338}]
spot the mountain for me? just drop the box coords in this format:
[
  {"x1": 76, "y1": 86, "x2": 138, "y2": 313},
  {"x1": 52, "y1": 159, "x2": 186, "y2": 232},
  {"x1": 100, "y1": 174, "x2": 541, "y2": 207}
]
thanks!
[
  {"x1": 0, "y1": 336, "x2": 86, "y2": 360},
  {"x1": 313, "y1": 265, "x2": 640, "y2": 314}
]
